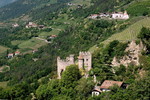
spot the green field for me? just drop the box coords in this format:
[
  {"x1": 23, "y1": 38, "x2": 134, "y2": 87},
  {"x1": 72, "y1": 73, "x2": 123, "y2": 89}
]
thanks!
[
  {"x1": 11, "y1": 40, "x2": 25, "y2": 46},
  {"x1": 18, "y1": 37, "x2": 48, "y2": 50},
  {"x1": 71, "y1": 0, "x2": 91, "y2": 7},
  {"x1": 0, "y1": 45, "x2": 8, "y2": 54},
  {"x1": 39, "y1": 29, "x2": 60, "y2": 39}
]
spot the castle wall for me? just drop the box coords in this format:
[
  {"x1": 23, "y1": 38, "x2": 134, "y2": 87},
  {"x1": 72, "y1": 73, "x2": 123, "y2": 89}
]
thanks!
[
  {"x1": 57, "y1": 55, "x2": 74, "y2": 79},
  {"x1": 57, "y1": 52, "x2": 92, "y2": 79}
]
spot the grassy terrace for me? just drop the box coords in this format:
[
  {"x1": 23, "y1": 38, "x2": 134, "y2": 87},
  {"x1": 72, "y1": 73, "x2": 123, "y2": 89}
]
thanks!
[{"x1": 18, "y1": 37, "x2": 47, "y2": 51}]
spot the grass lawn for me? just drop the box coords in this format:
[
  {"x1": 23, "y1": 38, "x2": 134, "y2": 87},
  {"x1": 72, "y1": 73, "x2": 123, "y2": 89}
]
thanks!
[
  {"x1": 71, "y1": 0, "x2": 91, "y2": 6},
  {"x1": 11, "y1": 40, "x2": 25, "y2": 46},
  {"x1": 18, "y1": 37, "x2": 47, "y2": 50},
  {"x1": 0, "y1": 81, "x2": 8, "y2": 88},
  {"x1": 0, "y1": 45, "x2": 8, "y2": 54},
  {"x1": 39, "y1": 29, "x2": 60, "y2": 39}
]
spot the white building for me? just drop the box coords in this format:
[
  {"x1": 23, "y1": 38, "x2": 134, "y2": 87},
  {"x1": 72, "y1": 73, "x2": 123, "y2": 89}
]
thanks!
[
  {"x1": 92, "y1": 86, "x2": 101, "y2": 97},
  {"x1": 8, "y1": 53, "x2": 14, "y2": 58},
  {"x1": 111, "y1": 11, "x2": 129, "y2": 20},
  {"x1": 89, "y1": 14, "x2": 99, "y2": 19}
]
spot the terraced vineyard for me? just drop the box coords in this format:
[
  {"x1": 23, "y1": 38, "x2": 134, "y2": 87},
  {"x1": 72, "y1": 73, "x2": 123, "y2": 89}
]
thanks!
[{"x1": 102, "y1": 17, "x2": 150, "y2": 45}]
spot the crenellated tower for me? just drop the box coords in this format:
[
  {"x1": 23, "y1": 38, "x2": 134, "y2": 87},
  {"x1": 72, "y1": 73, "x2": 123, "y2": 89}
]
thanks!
[{"x1": 78, "y1": 51, "x2": 92, "y2": 71}]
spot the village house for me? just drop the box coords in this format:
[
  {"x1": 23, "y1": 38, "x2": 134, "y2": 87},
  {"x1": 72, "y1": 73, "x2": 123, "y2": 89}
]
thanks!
[
  {"x1": 38, "y1": 25, "x2": 45, "y2": 29},
  {"x1": 111, "y1": 11, "x2": 129, "y2": 19},
  {"x1": 12, "y1": 23, "x2": 19, "y2": 27},
  {"x1": 49, "y1": 35, "x2": 58, "y2": 39},
  {"x1": 67, "y1": 3, "x2": 75, "y2": 6},
  {"x1": 15, "y1": 51, "x2": 20, "y2": 56},
  {"x1": 99, "y1": 13, "x2": 110, "y2": 18},
  {"x1": 88, "y1": 14, "x2": 99, "y2": 19},
  {"x1": 92, "y1": 86, "x2": 101, "y2": 96},
  {"x1": 89, "y1": 11, "x2": 129, "y2": 20},
  {"x1": 32, "y1": 49, "x2": 38, "y2": 53},
  {"x1": 8, "y1": 53, "x2": 14, "y2": 58},
  {"x1": 92, "y1": 80, "x2": 127, "y2": 96},
  {"x1": 26, "y1": 22, "x2": 38, "y2": 28}
]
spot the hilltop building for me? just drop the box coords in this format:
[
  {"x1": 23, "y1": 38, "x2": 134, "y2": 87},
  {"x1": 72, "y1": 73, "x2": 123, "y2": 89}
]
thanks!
[
  {"x1": 88, "y1": 11, "x2": 129, "y2": 20},
  {"x1": 112, "y1": 11, "x2": 129, "y2": 19},
  {"x1": 26, "y1": 22, "x2": 38, "y2": 28},
  {"x1": 57, "y1": 52, "x2": 92, "y2": 79}
]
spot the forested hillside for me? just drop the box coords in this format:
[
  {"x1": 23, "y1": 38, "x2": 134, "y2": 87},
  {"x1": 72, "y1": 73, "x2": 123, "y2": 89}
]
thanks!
[
  {"x1": 0, "y1": 0, "x2": 73, "y2": 21},
  {"x1": 0, "y1": 0, "x2": 18, "y2": 8},
  {"x1": 0, "y1": 0, "x2": 150, "y2": 99}
]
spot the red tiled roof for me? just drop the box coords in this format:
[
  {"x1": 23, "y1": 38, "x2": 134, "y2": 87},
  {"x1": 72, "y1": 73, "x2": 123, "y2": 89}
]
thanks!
[{"x1": 100, "y1": 80, "x2": 123, "y2": 89}]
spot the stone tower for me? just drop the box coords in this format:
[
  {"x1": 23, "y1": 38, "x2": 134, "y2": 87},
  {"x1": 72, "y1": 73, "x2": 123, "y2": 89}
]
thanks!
[
  {"x1": 57, "y1": 55, "x2": 74, "y2": 79},
  {"x1": 78, "y1": 52, "x2": 92, "y2": 71}
]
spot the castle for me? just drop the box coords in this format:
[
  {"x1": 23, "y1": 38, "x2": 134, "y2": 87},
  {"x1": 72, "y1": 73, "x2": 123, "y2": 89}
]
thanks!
[{"x1": 57, "y1": 52, "x2": 92, "y2": 79}]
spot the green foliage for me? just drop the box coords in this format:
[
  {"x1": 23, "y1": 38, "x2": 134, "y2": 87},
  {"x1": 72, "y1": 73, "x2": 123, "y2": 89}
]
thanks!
[
  {"x1": 61, "y1": 65, "x2": 81, "y2": 89},
  {"x1": 75, "y1": 78, "x2": 94, "y2": 99},
  {"x1": 127, "y1": 0, "x2": 150, "y2": 16},
  {"x1": 138, "y1": 27, "x2": 150, "y2": 53}
]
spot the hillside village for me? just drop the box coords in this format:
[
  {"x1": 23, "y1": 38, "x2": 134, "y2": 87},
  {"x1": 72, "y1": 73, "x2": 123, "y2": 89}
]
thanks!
[
  {"x1": 89, "y1": 11, "x2": 129, "y2": 20},
  {"x1": 0, "y1": 0, "x2": 150, "y2": 99}
]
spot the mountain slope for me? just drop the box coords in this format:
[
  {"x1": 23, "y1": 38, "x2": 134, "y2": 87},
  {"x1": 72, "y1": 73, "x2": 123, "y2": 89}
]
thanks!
[
  {"x1": 0, "y1": 0, "x2": 74, "y2": 21},
  {"x1": 0, "y1": 0, "x2": 18, "y2": 8}
]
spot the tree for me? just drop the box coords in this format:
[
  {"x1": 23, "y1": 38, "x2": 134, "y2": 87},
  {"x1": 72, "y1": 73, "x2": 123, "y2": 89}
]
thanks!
[
  {"x1": 61, "y1": 65, "x2": 81, "y2": 89},
  {"x1": 138, "y1": 27, "x2": 150, "y2": 53},
  {"x1": 75, "y1": 78, "x2": 94, "y2": 99}
]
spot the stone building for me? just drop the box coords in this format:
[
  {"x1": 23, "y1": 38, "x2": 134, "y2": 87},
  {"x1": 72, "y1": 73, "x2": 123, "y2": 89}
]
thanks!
[
  {"x1": 57, "y1": 52, "x2": 92, "y2": 79},
  {"x1": 112, "y1": 40, "x2": 146, "y2": 67},
  {"x1": 57, "y1": 55, "x2": 75, "y2": 79}
]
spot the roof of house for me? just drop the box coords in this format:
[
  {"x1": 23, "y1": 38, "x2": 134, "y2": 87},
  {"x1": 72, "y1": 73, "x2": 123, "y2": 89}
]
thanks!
[
  {"x1": 93, "y1": 86, "x2": 102, "y2": 92},
  {"x1": 100, "y1": 80, "x2": 123, "y2": 89},
  {"x1": 8, "y1": 53, "x2": 14, "y2": 56},
  {"x1": 93, "y1": 89, "x2": 102, "y2": 92},
  {"x1": 15, "y1": 51, "x2": 20, "y2": 53}
]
